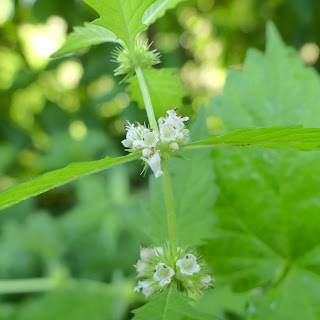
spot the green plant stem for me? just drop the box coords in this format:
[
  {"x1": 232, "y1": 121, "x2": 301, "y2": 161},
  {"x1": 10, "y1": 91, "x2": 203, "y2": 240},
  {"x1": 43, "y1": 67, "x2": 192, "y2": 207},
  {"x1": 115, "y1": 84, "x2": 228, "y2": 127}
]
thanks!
[
  {"x1": 135, "y1": 65, "x2": 178, "y2": 254},
  {"x1": 0, "y1": 278, "x2": 55, "y2": 294},
  {"x1": 161, "y1": 160, "x2": 178, "y2": 254},
  {"x1": 135, "y1": 66, "x2": 159, "y2": 132}
]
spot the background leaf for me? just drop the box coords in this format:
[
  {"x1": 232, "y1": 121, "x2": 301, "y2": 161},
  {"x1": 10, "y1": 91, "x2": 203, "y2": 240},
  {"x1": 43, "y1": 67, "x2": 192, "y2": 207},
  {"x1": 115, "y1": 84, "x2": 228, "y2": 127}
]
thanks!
[
  {"x1": 0, "y1": 155, "x2": 137, "y2": 211},
  {"x1": 52, "y1": 23, "x2": 119, "y2": 57},
  {"x1": 203, "y1": 22, "x2": 320, "y2": 319},
  {"x1": 126, "y1": 68, "x2": 186, "y2": 117},
  {"x1": 83, "y1": 0, "x2": 156, "y2": 47}
]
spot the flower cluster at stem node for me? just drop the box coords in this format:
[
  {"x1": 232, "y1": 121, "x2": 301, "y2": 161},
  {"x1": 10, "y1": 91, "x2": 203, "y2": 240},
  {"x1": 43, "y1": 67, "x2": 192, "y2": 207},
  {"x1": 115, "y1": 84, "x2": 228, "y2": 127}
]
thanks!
[
  {"x1": 122, "y1": 109, "x2": 190, "y2": 178},
  {"x1": 133, "y1": 245, "x2": 214, "y2": 298}
]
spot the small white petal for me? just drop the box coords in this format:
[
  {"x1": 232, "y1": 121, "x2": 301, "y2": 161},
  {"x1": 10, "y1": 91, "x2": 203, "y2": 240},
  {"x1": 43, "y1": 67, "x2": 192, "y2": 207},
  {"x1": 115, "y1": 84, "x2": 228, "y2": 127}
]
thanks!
[
  {"x1": 193, "y1": 264, "x2": 201, "y2": 273},
  {"x1": 153, "y1": 273, "x2": 161, "y2": 281},
  {"x1": 121, "y1": 139, "x2": 132, "y2": 148},
  {"x1": 133, "y1": 140, "x2": 143, "y2": 149},
  {"x1": 160, "y1": 278, "x2": 171, "y2": 287},
  {"x1": 142, "y1": 148, "x2": 152, "y2": 158},
  {"x1": 141, "y1": 150, "x2": 163, "y2": 178}
]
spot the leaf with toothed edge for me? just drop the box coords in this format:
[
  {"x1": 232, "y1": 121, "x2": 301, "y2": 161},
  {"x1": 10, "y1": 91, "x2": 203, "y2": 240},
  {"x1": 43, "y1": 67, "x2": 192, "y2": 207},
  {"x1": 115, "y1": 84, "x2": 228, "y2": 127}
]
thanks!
[
  {"x1": 51, "y1": 23, "x2": 120, "y2": 57},
  {"x1": 82, "y1": 0, "x2": 157, "y2": 47},
  {"x1": 202, "y1": 22, "x2": 320, "y2": 319}
]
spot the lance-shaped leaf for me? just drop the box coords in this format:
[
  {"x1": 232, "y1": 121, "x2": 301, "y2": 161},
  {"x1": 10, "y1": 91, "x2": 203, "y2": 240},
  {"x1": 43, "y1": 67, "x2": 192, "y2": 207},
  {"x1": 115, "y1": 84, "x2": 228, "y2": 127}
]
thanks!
[
  {"x1": 143, "y1": 0, "x2": 186, "y2": 26},
  {"x1": 184, "y1": 126, "x2": 320, "y2": 151},
  {"x1": 51, "y1": 23, "x2": 120, "y2": 58},
  {"x1": 83, "y1": 0, "x2": 156, "y2": 48},
  {"x1": 132, "y1": 286, "x2": 213, "y2": 320},
  {"x1": 126, "y1": 68, "x2": 186, "y2": 117},
  {"x1": 0, "y1": 154, "x2": 137, "y2": 212}
]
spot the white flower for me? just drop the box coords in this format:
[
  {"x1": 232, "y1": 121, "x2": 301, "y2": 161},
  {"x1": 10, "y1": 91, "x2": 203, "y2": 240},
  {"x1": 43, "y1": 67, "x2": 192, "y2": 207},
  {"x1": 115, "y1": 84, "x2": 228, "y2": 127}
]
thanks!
[
  {"x1": 176, "y1": 254, "x2": 201, "y2": 276},
  {"x1": 121, "y1": 121, "x2": 144, "y2": 149},
  {"x1": 153, "y1": 263, "x2": 175, "y2": 287},
  {"x1": 158, "y1": 109, "x2": 189, "y2": 145},
  {"x1": 196, "y1": 275, "x2": 215, "y2": 291},
  {"x1": 141, "y1": 150, "x2": 163, "y2": 178},
  {"x1": 159, "y1": 123, "x2": 180, "y2": 143},
  {"x1": 141, "y1": 129, "x2": 159, "y2": 148},
  {"x1": 134, "y1": 280, "x2": 156, "y2": 298}
]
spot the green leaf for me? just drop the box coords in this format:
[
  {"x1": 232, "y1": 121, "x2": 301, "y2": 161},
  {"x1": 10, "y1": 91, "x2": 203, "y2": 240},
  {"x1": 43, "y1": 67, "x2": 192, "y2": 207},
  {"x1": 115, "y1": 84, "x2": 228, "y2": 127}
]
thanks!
[
  {"x1": 185, "y1": 126, "x2": 320, "y2": 151},
  {"x1": 0, "y1": 154, "x2": 137, "y2": 212},
  {"x1": 132, "y1": 286, "x2": 212, "y2": 320},
  {"x1": 83, "y1": 0, "x2": 156, "y2": 47},
  {"x1": 126, "y1": 68, "x2": 186, "y2": 117},
  {"x1": 204, "y1": 22, "x2": 320, "y2": 319},
  {"x1": 247, "y1": 268, "x2": 320, "y2": 319},
  {"x1": 51, "y1": 23, "x2": 119, "y2": 57},
  {"x1": 143, "y1": 0, "x2": 186, "y2": 26}
]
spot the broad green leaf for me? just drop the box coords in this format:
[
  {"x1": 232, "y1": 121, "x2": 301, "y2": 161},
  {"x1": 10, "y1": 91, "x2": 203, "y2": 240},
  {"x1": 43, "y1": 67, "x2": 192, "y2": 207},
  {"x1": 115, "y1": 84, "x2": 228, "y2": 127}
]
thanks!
[
  {"x1": 204, "y1": 22, "x2": 320, "y2": 319},
  {"x1": 128, "y1": 107, "x2": 217, "y2": 246},
  {"x1": 0, "y1": 154, "x2": 137, "y2": 212},
  {"x1": 51, "y1": 23, "x2": 119, "y2": 57},
  {"x1": 185, "y1": 126, "x2": 320, "y2": 151},
  {"x1": 132, "y1": 286, "x2": 213, "y2": 320},
  {"x1": 143, "y1": 0, "x2": 186, "y2": 26},
  {"x1": 126, "y1": 68, "x2": 186, "y2": 117},
  {"x1": 83, "y1": 0, "x2": 156, "y2": 47}
]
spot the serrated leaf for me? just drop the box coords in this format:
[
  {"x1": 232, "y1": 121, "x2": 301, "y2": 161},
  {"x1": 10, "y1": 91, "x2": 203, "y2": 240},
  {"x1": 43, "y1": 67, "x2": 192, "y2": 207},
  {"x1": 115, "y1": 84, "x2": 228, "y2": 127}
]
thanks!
[
  {"x1": 83, "y1": 0, "x2": 156, "y2": 47},
  {"x1": 143, "y1": 0, "x2": 186, "y2": 26},
  {"x1": 126, "y1": 68, "x2": 186, "y2": 117},
  {"x1": 204, "y1": 22, "x2": 320, "y2": 319},
  {"x1": 185, "y1": 126, "x2": 320, "y2": 151},
  {"x1": 132, "y1": 286, "x2": 212, "y2": 320},
  {"x1": 0, "y1": 154, "x2": 137, "y2": 212},
  {"x1": 52, "y1": 23, "x2": 119, "y2": 57}
]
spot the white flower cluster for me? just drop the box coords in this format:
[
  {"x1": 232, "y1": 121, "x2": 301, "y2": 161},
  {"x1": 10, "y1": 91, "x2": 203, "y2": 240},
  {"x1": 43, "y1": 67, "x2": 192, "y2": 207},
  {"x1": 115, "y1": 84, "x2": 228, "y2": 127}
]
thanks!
[
  {"x1": 121, "y1": 109, "x2": 189, "y2": 178},
  {"x1": 134, "y1": 246, "x2": 214, "y2": 298}
]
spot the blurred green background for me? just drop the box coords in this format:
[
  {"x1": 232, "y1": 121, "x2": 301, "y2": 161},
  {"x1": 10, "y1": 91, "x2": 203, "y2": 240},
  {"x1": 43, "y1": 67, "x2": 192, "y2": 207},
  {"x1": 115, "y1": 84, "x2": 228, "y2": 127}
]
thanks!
[{"x1": 0, "y1": 0, "x2": 320, "y2": 319}]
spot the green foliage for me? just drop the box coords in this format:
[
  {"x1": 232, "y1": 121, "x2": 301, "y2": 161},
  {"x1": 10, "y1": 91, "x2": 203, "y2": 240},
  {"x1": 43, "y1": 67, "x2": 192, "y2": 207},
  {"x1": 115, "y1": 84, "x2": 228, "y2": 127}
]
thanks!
[
  {"x1": 126, "y1": 68, "x2": 186, "y2": 117},
  {"x1": 11, "y1": 283, "x2": 131, "y2": 320},
  {"x1": 204, "y1": 22, "x2": 320, "y2": 319},
  {"x1": 0, "y1": 155, "x2": 137, "y2": 211},
  {"x1": 83, "y1": 0, "x2": 156, "y2": 47},
  {"x1": 132, "y1": 286, "x2": 211, "y2": 320},
  {"x1": 52, "y1": 23, "x2": 119, "y2": 57},
  {"x1": 186, "y1": 126, "x2": 320, "y2": 151},
  {"x1": 143, "y1": 0, "x2": 186, "y2": 26}
]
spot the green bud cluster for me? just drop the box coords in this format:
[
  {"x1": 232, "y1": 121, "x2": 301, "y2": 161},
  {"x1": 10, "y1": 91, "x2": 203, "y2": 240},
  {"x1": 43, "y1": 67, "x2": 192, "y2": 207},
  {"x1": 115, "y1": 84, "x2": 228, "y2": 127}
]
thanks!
[{"x1": 113, "y1": 40, "x2": 161, "y2": 79}]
